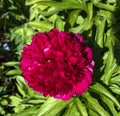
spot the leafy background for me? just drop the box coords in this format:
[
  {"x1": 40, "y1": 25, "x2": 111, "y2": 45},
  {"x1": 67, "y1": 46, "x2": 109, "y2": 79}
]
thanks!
[{"x1": 0, "y1": 0, "x2": 120, "y2": 116}]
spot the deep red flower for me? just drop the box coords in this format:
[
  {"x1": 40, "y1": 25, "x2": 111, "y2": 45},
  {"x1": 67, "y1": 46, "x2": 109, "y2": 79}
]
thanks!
[{"x1": 20, "y1": 28, "x2": 94, "y2": 100}]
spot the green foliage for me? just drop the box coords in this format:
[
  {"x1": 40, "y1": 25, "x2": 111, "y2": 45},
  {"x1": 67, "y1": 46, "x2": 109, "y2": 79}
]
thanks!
[{"x1": 0, "y1": 0, "x2": 120, "y2": 116}]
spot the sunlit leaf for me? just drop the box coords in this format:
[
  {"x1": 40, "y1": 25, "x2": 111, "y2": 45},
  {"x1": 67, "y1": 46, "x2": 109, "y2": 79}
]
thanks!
[
  {"x1": 89, "y1": 83, "x2": 120, "y2": 108},
  {"x1": 95, "y1": 17, "x2": 106, "y2": 48},
  {"x1": 88, "y1": 109, "x2": 99, "y2": 116},
  {"x1": 26, "y1": 0, "x2": 52, "y2": 5},
  {"x1": 63, "y1": 101, "x2": 80, "y2": 116},
  {"x1": 1, "y1": 0, "x2": 120, "y2": 115},
  {"x1": 109, "y1": 84, "x2": 120, "y2": 95},
  {"x1": 6, "y1": 69, "x2": 22, "y2": 75},
  {"x1": 110, "y1": 75, "x2": 120, "y2": 84},
  {"x1": 55, "y1": 16, "x2": 65, "y2": 31},
  {"x1": 3, "y1": 61, "x2": 20, "y2": 67},
  {"x1": 27, "y1": 20, "x2": 53, "y2": 32},
  {"x1": 87, "y1": 2, "x2": 93, "y2": 21},
  {"x1": 11, "y1": 106, "x2": 40, "y2": 116},
  {"x1": 68, "y1": 10, "x2": 80, "y2": 27},
  {"x1": 75, "y1": 98, "x2": 88, "y2": 116},
  {"x1": 16, "y1": 84, "x2": 26, "y2": 97},
  {"x1": 101, "y1": 95, "x2": 118, "y2": 116},
  {"x1": 82, "y1": 92, "x2": 109, "y2": 116},
  {"x1": 37, "y1": 97, "x2": 73, "y2": 116},
  {"x1": 10, "y1": 96, "x2": 22, "y2": 106}
]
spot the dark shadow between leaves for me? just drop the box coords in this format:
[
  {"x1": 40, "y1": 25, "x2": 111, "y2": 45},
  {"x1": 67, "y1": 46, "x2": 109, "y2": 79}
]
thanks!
[{"x1": 112, "y1": 1, "x2": 120, "y2": 65}]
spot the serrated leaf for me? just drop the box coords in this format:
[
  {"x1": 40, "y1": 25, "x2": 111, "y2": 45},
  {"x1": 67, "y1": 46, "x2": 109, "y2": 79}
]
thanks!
[{"x1": 82, "y1": 92, "x2": 109, "y2": 116}]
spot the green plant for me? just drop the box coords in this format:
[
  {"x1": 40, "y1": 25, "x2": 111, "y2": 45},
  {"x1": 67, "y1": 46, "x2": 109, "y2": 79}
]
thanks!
[{"x1": 0, "y1": 0, "x2": 120, "y2": 116}]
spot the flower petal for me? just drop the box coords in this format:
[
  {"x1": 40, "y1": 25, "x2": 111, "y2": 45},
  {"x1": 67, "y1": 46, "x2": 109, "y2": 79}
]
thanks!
[{"x1": 20, "y1": 28, "x2": 94, "y2": 100}]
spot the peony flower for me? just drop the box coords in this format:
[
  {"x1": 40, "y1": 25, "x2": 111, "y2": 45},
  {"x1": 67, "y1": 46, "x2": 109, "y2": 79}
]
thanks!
[{"x1": 20, "y1": 28, "x2": 94, "y2": 100}]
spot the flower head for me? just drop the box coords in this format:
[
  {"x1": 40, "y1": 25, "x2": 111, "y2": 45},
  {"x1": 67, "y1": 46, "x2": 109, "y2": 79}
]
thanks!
[{"x1": 20, "y1": 28, "x2": 94, "y2": 100}]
